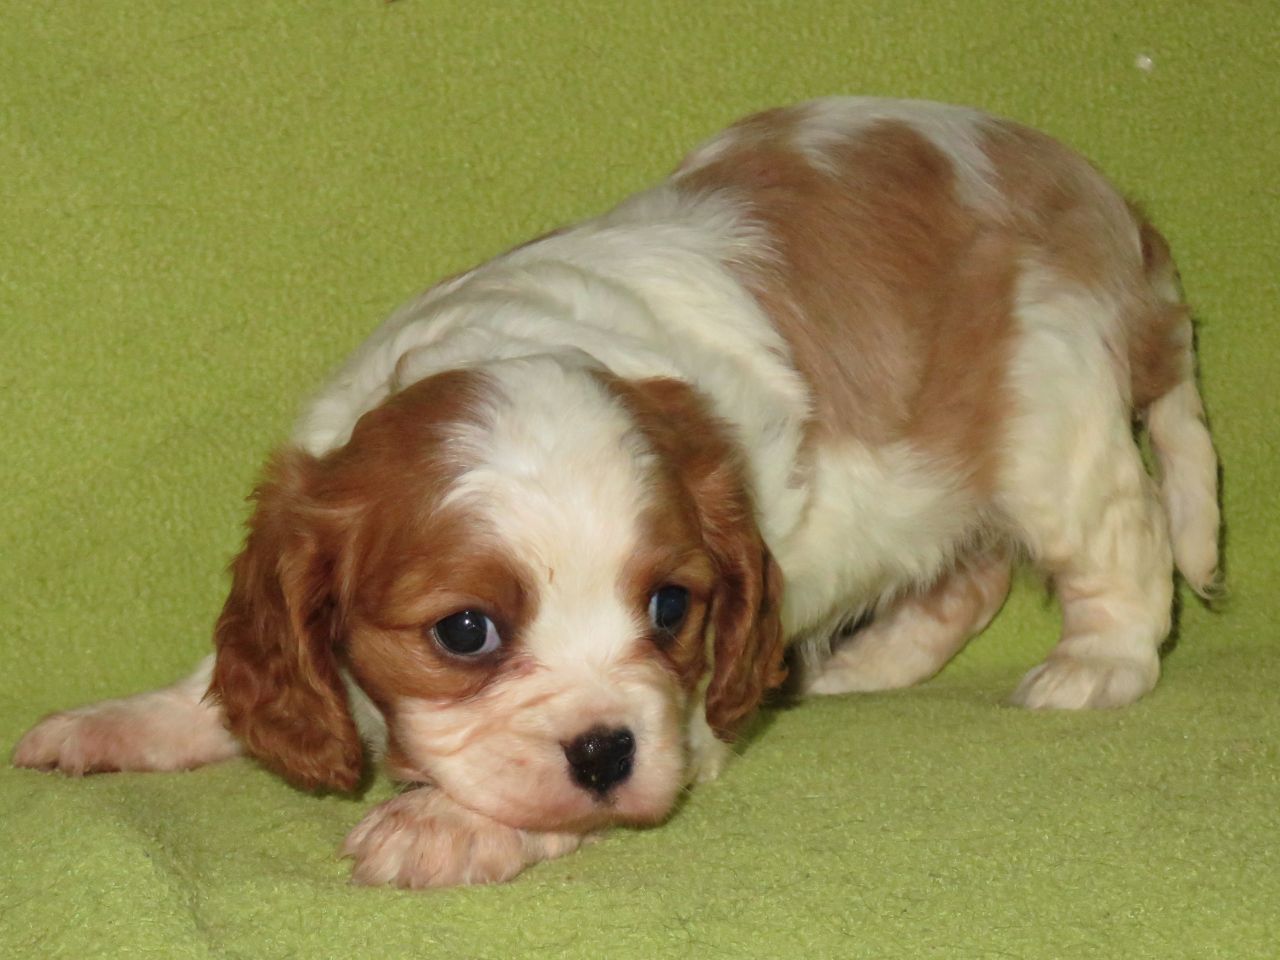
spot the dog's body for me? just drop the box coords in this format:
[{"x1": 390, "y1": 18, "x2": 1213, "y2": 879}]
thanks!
[{"x1": 14, "y1": 99, "x2": 1219, "y2": 887}]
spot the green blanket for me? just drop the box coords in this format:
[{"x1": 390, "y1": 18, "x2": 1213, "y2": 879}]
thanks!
[{"x1": 3, "y1": 2, "x2": 1276, "y2": 957}]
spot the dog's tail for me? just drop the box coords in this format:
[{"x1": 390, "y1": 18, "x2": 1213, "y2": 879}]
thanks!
[
  {"x1": 1149, "y1": 380, "x2": 1220, "y2": 596},
  {"x1": 1132, "y1": 218, "x2": 1221, "y2": 597}
]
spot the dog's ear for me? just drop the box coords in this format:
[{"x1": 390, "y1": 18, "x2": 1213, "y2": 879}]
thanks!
[
  {"x1": 692, "y1": 460, "x2": 788, "y2": 740},
  {"x1": 210, "y1": 449, "x2": 364, "y2": 792},
  {"x1": 602, "y1": 375, "x2": 788, "y2": 740}
]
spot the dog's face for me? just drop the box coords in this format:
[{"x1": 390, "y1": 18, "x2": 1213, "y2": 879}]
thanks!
[{"x1": 211, "y1": 360, "x2": 785, "y2": 832}]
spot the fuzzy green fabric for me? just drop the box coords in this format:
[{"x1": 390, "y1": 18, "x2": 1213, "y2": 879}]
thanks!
[{"x1": 3, "y1": 2, "x2": 1277, "y2": 957}]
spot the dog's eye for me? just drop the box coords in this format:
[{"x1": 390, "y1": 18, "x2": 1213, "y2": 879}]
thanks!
[
  {"x1": 648, "y1": 585, "x2": 690, "y2": 635},
  {"x1": 432, "y1": 609, "x2": 501, "y2": 657}
]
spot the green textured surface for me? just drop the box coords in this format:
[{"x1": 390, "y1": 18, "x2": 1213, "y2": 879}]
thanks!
[{"x1": 3, "y1": 2, "x2": 1277, "y2": 957}]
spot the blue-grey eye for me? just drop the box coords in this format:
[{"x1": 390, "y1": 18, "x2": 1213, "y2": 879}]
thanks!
[
  {"x1": 432, "y1": 609, "x2": 500, "y2": 656},
  {"x1": 648, "y1": 585, "x2": 690, "y2": 634}
]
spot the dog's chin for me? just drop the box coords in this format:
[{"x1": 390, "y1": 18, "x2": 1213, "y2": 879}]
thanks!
[
  {"x1": 486, "y1": 787, "x2": 677, "y2": 834},
  {"x1": 408, "y1": 758, "x2": 685, "y2": 834}
]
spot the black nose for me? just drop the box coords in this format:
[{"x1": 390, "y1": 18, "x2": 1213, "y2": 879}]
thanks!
[{"x1": 563, "y1": 726, "x2": 635, "y2": 796}]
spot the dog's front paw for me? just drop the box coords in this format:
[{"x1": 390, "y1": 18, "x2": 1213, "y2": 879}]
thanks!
[
  {"x1": 13, "y1": 708, "x2": 117, "y2": 774},
  {"x1": 342, "y1": 787, "x2": 582, "y2": 888},
  {"x1": 12, "y1": 693, "x2": 239, "y2": 775},
  {"x1": 685, "y1": 709, "x2": 733, "y2": 784},
  {"x1": 1010, "y1": 653, "x2": 1159, "y2": 709}
]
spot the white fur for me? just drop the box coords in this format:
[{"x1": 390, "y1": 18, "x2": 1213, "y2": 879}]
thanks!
[
  {"x1": 342, "y1": 785, "x2": 583, "y2": 887},
  {"x1": 11, "y1": 655, "x2": 241, "y2": 774},
  {"x1": 778, "y1": 440, "x2": 982, "y2": 657},
  {"x1": 343, "y1": 668, "x2": 389, "y2": 758},
  {"x1": 999, "y1": 270, "x2": 1174, "y2": 707},
  {"x1": 678, "y1": 98, "x2": 1005, "y2": 215},
  {"x1": 1148, "y1": 378, "x2": 1220, "y2": 596},
  {"x1": 796, "y1": 98, "x2": 1004, "y2": 214},
  {"x1": 807, "y1": 550, "x2": 1012, "y2": 695},
  {"x1": 444, "y1": 357, "x2": 666, "y2": 674},
  {"x1": 293, "y1": 185, "x2": 812, "y2": 548},
  {"x1": 683, "y1": 698, "x2": 732, "y2": 784}
]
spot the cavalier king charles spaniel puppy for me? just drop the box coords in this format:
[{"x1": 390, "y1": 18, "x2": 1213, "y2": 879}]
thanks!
[{"x1": 14, "y1": 98, "x2": 1219, "y2": 887}]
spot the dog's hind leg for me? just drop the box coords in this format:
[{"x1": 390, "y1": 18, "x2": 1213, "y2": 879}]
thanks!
[
  {"x1": 999, "y1": 275, "x2": 1184, "y2": 709},
  {"x1": 1006, "y1": 453, "x2": 1174, "y2": 711},
  {"x1": 805, "y1": 548, "x2": 1012, "y2": 695}
]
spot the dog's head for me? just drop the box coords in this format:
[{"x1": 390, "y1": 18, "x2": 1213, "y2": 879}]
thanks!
[{"x1": 210, "y1": 358, "x2": 785, "y2": 831}]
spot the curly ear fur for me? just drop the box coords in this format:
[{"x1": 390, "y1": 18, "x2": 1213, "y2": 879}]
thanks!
[
  {"x1": 699, "y1": 490, "x2": 787, "y2": 739},
  {"x1": 602, "y1": 374, "x2": 789, "y2": 740},
  {"x1": 209, "y1": 449, "x2": 364, "y2": 792}
]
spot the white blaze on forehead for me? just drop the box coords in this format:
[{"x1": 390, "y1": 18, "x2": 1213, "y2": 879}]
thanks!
[{"x1": 443, "y1": 357, "x2": 657, "y2": 671}]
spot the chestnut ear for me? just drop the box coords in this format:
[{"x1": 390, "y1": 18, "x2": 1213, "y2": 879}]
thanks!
[
  {"x1": 209, "y1": 449, "x2": 363, "y2": 792},
  {"x1": 601, "y1": 374, "x2": 789, "y2": 739},
  {"x1": 694, "y1": 466, "x2": 788, "y2": 740}
]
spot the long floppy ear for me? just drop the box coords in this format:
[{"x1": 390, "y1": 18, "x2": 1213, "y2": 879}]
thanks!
[
  {"x1": 693, "y1": 460, "x2": 788, "y2": 739},
  {"x1": 209, "y1": 449, "x2": 364, "y2": 792},
  {"x1": 602, "y1": 375, "x2": 788, "y2": 740}
]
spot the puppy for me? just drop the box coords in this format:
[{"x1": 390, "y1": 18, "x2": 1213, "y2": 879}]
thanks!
[{"x1": 14, "y1": 98, "x2": 1220, "y2": 887}]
